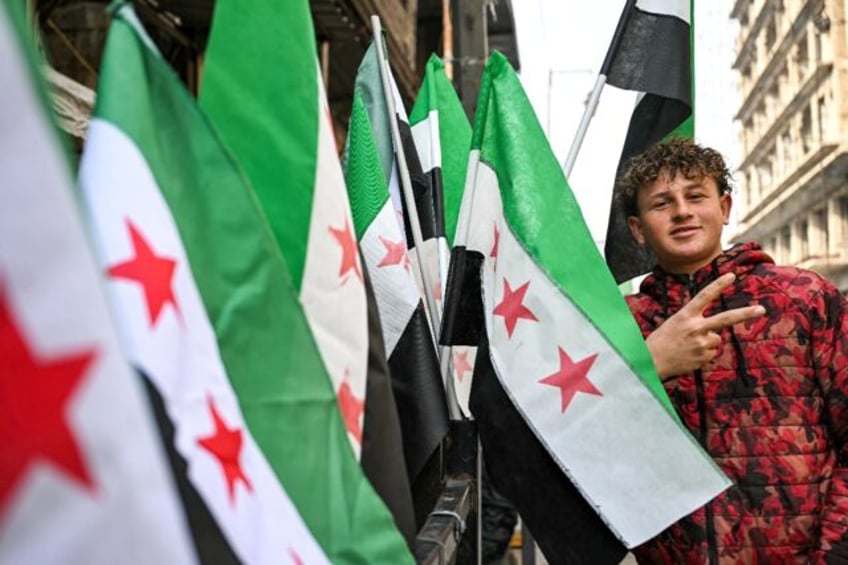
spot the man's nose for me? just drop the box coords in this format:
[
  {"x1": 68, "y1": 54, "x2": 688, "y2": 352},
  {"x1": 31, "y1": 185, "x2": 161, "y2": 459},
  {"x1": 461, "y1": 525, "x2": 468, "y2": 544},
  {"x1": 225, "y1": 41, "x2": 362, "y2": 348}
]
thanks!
[{"x1": 671, "y1": 198, "x2": 693, "y2": 219}]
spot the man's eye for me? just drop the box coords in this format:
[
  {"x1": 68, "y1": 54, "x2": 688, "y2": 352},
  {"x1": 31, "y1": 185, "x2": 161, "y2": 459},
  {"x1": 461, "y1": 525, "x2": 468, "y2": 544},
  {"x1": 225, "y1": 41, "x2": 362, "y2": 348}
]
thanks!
[{"x1": 651, "y1": 201, "x2": 669, "y2": 210}]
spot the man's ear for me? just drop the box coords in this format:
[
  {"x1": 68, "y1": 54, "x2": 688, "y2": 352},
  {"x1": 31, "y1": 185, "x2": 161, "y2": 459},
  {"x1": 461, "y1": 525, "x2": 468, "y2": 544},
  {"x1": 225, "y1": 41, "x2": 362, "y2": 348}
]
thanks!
[
  {"x1": 627, "y1": 215, "x2": 645, "y2": 246},
  {"x1": 720, "y1": 193, "x2": 732, "y2": 224}
]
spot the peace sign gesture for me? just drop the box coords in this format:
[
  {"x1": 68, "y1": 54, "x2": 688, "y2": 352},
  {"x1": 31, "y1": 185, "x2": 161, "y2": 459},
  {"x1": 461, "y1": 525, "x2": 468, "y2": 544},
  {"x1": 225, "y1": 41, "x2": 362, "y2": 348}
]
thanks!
[{"x1": 646, "y1": 273, "x2": 766, "y2": 380}]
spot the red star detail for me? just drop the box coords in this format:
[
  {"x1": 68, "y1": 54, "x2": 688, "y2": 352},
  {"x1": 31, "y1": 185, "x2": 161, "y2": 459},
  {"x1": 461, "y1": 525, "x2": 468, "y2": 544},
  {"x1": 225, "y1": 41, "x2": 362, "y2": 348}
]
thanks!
[
  {"x1": 337, "y1": 376, "x2": 365, "y2": 444},
  {"x1": 196, "y1": 396, "x2": 252, "y2": 505},
  {"x1": 539, "y1": 347, "x2": 602, "y2": 413},
  {"x1": 453, "y1": 350, "x2": 474, "y2": 382},
  {"x1": 107, "y1": 220, "x2": 180, "y2": 327},
  {"x1": 490, "y1": 223, "x2": 500, "y2": 259},
  {"x1": 492, "y1": 278, "x2": 538, "y2": 338},
  {"x1": 329, "y1": 219, "x2": 362, "y2": 283},
  {"x1": 0, "y1": 290, "x2": 97, "y2": 516},
  {"x1": 434, "y1": 281, "x2": 442, "y2": 303},
  {"x1": 377, "y1": 235, "x2": 410, "y2": 271},
  {"x1": 288, "y1": 548, "x2": 304, "y2": 565}
]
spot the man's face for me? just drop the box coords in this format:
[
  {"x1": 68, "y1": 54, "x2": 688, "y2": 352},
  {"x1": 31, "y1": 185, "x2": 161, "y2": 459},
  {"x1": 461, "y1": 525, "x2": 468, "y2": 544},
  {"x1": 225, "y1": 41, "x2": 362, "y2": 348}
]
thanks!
[{"x1": 626, "y1": 171, "x2": 731, "y2": 275}]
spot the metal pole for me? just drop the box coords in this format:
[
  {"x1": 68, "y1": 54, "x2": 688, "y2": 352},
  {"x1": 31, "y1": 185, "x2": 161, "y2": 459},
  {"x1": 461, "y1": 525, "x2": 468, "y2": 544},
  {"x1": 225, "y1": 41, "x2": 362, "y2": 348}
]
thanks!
[
  {"x1": 561, "y1": 73, "x2": 607, "y2": 177},
  {"x1": 370, "y1": 16, "x2": 443, "y2": 343},
  {"x1": 561, "y1": 0, "x2": 637, "y2": 176}
]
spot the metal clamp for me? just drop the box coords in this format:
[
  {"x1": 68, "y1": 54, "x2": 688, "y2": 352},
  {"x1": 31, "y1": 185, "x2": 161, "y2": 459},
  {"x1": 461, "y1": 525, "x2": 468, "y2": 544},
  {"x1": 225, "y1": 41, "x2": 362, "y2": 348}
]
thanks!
[{"x1": 429, "y1": 509, "x2": 467, "y2": 539}]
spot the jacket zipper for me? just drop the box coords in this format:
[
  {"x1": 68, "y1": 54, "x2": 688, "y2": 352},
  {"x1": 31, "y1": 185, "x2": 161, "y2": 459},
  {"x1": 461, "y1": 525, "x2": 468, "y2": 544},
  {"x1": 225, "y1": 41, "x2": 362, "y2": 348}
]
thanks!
[{"x1": 689, "y1": 276, "x2": 718, "y2": 565}]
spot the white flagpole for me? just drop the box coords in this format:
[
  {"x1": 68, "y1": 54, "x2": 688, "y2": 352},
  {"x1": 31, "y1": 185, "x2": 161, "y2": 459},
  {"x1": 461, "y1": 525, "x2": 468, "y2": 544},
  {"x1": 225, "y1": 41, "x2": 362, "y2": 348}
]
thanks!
[{"x1": 562, "y1": 0, "x2": 637, "y2": 176}]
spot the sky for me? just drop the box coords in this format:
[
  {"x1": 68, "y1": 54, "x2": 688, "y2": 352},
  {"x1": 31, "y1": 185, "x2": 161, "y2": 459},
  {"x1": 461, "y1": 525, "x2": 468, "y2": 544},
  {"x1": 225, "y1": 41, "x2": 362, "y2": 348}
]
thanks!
[{"x1": 512, "y1": 0, "x2": 739, "y2": 245}]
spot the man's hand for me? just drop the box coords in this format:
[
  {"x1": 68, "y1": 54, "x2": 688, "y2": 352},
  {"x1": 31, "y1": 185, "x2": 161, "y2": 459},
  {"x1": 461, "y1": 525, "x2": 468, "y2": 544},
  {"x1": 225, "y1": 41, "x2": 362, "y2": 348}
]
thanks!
[{"x1": 646, "y1": 273, "x2": 766, "y2": 380}]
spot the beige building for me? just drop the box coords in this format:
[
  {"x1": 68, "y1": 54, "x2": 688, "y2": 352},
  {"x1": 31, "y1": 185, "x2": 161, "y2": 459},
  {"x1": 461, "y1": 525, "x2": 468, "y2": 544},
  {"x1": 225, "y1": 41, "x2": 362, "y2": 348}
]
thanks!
[{"x1": 731, "y1": 0, "x2": 848, "y2": 290}]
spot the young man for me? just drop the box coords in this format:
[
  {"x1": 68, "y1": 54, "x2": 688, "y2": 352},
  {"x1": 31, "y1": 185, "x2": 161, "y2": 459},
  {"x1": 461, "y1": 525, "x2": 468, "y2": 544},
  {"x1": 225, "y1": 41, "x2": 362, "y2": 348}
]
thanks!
[{"x1": 620, "y1": 138, "x2": 848, "y2": 563}]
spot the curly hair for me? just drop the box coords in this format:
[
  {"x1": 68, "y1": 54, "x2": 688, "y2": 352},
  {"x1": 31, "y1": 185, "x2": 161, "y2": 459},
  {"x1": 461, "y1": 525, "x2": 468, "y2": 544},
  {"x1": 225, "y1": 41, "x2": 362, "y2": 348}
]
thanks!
[{"x1": 616, "y1": 138, "x2": 733, "y2": 217}]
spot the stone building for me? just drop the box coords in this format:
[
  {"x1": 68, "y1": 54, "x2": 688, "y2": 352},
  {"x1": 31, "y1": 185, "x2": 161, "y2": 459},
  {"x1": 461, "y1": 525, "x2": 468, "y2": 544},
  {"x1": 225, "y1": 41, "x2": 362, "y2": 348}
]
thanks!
[{"x1": 731, "y1": 0, "x2": 848, "y2": 289}]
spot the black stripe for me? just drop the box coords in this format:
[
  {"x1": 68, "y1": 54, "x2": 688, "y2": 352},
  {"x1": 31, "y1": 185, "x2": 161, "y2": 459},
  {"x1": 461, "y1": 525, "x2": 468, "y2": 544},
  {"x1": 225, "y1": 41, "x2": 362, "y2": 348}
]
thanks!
[
  {"x1": 604, "y1": 95, "x2": 690, "y2": 283},
  {"x1": 397, "y1": 118, "x2": 439, "y2": 244},
  {"x1": 136, "y1": 368, "x2": 241, "y2": 565},
  {"x1": 440, "y1": 246, "x2": 485, "y2": 347},
  {"x1": 387, "y1": 302, "x2": 449, "y2": 481},
  {"x1": 606, "y1": 8, "x2": 691, "y2": 105},
  {"x1": 359, "y1": 267, "x2": 417, "y2": 548}
]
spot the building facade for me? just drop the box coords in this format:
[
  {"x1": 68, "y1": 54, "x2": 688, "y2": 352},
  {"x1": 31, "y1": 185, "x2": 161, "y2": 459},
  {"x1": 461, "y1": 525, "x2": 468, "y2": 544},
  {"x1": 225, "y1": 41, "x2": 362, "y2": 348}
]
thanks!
[{"x1": 731, "y1": 0, "x2": 848, "y2": 289}]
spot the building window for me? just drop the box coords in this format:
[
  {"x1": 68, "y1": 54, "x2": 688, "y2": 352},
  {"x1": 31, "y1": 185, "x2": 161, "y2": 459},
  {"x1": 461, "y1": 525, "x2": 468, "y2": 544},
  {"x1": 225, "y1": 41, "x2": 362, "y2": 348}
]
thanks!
[
  {"x1": 801, "y1": 105, "x2": 813, "y2": 153},
  {"x1": 800, "y1": 220, "x2": 809, "y2": 259},
  {"x1": 797, "y1": 33, "x2": 809, "y2": 77},
  {"x1": 813, "y1": 208, "x2": 828, "y2": 256},
  {"x1": 765, "y1": 17, "x2": 777, "y2": 51},
  {"x1": 781, "y1": 227, "x2": 792, "y2": 263},
  {"x1": 818, "y1": 95, "x2": 827, "y2": 141},
  {"x1": 780, "y1": 128, "x2": 792, "y2": 173}
]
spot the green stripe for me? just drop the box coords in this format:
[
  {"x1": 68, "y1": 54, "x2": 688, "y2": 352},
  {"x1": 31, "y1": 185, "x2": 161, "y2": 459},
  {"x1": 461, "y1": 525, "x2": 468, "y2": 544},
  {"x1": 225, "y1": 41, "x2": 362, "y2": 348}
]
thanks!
[
  {"x1": 668, "y1": 0, "x2": 695, "y2": 139},
  {"x1": 95, "y1": 10, "x2": 412, "y2": 562},
  {"x1": 473, "y1": 52, "x2": 672, "y2": 412},
  {"x1": 3, "y1": 0, "x2": 74, "y2": 173},
  {"x1": 199, "y1": 0, "x2": 318, "y2": 291},
  {"x1": 354, "y1": 41, "x2": 394, "y2": 185},
  {"x1": 410, "y1": 55, "x2": 471, "y2": 245},
  {"x1": 344, "y1": 91, "x2": 390, "y2": 241}
]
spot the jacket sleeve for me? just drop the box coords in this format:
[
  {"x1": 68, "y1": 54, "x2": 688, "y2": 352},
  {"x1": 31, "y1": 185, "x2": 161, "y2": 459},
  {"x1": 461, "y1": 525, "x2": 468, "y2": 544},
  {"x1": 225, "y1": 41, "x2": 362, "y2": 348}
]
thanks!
[{"x1": 812, "y1": 283, "x2": 848, "y2": 562}]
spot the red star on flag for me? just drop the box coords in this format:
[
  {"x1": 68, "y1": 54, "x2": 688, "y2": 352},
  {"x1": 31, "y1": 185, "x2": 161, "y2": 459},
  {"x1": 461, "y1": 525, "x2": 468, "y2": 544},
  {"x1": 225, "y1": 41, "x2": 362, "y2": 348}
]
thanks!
[
  {"x1": 453, "y1": 350, "x2": 474, "y2": 382},
  {"x1": 0, "y1": 290, "x2": 97, "y2": 516},
  {"x1": 337, "y1": 376, "x2": 364, "y2": 444},
  {"x1": 493, "y1": 278, "x2": 538, "y2": 338},
  {"x1": 377, "y1": 235, "x2": 410, "y2": 271},
  {"x1": 287, "y1": 548, "x2": 304, "y2": 565},
  {"x1": 108, "y1": 220, "x2": 180, "y2": 327},
  {"x1": 490, "y1": 222, "x2": 500, "y2": 259},
  {"x1": 539, "y1": 347, "x2": 602, "y2": 413},
  {"x1": 329, "y1": 219, "x2": 362, "y2": 284},
  {"x1": 196, "y1": 396, "x2": 252, "y2": 504}
]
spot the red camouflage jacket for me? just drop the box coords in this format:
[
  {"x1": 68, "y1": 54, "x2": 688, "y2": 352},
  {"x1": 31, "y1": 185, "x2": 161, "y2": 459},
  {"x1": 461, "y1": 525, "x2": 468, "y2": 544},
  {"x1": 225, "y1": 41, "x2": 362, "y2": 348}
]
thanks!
[{"x1": 625, "y1": 242, "x2": 848, "y2": 564}]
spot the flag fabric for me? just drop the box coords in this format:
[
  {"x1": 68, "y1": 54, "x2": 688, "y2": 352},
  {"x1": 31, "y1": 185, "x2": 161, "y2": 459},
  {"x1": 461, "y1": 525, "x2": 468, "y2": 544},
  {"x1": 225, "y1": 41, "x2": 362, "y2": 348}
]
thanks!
[
  {"x1": 344, "y1": 90, "x2": 449, "y2": 484},
  {"x1": 78, "y1": 5, "x2": 411, "y2": 563},
  {"x1": 409, "y1": 54, "x2": 472, "y2": 247},
  {"x1": 409, "y1": 54, "x2": 476, "y2": 415},
  {"x1": 77, "y1": 6, "x2": 331, "y2": 564},
  {"x1": 0, "y1": 1, "x2": 195, "y2": 562},
  {"x1": 200, "y1": 1, "x2": 418, "y2": 546},
  {"x1": 200, "y1": 0, "x2": 368, "y2": 460},
  {"x1": 353, "y1": 41, "x2": 445, "y2": 325},
  {"x1": 603, "y1": 0, "x2": 693, "y2": 284},
  {"x1": 442, "y1": 51, "x2": 729, "y2": 562}
]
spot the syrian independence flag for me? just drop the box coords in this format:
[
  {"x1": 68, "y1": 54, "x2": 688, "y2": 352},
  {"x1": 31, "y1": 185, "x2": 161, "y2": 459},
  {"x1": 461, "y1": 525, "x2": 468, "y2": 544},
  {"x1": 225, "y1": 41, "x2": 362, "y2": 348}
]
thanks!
[
  {"x1": 0, "y1": 2, "x2": 195, "y2": 562},
  {"x1": 409, "y1": 54, "x2": 476, "y2": 415},
  {"x1": 77, "y1": 6, "x2": 330, "y2": 564},
  {"x1": 603, "y1": 0, "x2": 693, "y2": 284},
  {"x1": 77, "y1": 5, "x2": 411, "y2": 563},
  {"x1": 442, "y1": 52, "x2": 729, "y2": 563},
  {"x1": 200, "y1": 0, "x2": 368, "y2": 460},
  {"x1": 343, "y1": 90, "x2": 449, "y2": 484},
  {"x1": 353, "y1": 41, "x2": 445, "y2": 325}
]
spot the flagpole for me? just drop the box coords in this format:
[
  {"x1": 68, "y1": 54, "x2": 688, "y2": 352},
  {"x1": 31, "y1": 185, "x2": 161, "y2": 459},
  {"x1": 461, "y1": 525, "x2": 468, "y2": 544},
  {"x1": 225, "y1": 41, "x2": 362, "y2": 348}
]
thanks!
[
  {"x1": 371, "y1": 16, "x2": 463, "y2": 420},
  {"x1": 562, "y1": 0, "x2": 637, "y2": 176},
  {"x1": 370, "y1": 16, "x2": 441, "y2": 338}
]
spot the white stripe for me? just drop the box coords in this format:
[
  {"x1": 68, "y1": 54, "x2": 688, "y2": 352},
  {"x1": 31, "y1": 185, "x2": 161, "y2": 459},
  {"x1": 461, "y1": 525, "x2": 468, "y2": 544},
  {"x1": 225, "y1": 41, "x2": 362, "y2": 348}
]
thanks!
[
  {"x1": 469, "y1": 161, "x2": 729, "y2": 548},
  {"x1": 301, "y1": 78, "x2": 369, "y2": 457},
  {"x1": 360, "y1": 201, "x2": 420, "y2": 354},
  {"x1": 0, "y1": 14, "x2": 195, "y2": 563},
  {"x1": 79, "y1": 120, "x2": 329, "y2": 565},
  {"x1": 635, "y1": 0, "x2": 690, "y2": 25},
  {"x1": 410, "y1": 110, "x2": 441, "y2": 173}
]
